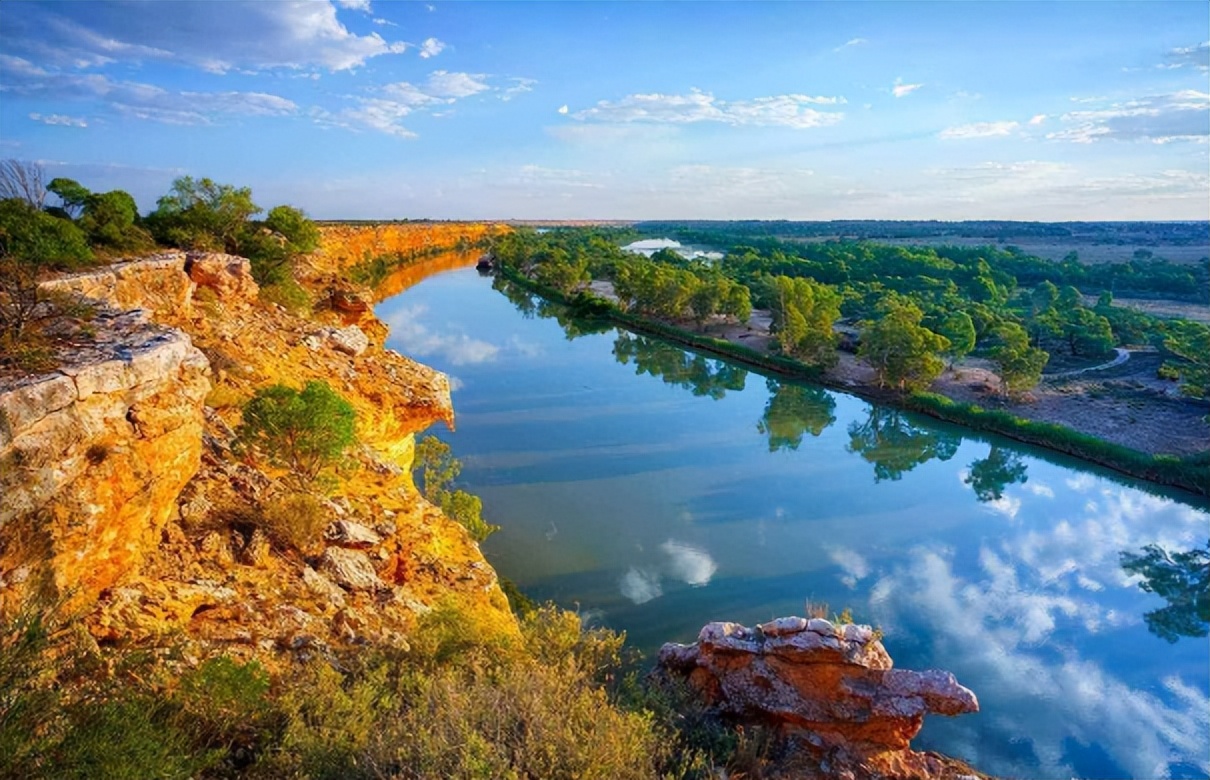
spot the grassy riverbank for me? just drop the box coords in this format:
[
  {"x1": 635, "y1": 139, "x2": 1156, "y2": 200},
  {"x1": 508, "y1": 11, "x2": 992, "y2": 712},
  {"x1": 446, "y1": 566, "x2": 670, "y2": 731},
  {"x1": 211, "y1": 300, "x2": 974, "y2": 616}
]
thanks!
[{"x1": 500, "y1": 265, "x2": 1210, "y2": 498}]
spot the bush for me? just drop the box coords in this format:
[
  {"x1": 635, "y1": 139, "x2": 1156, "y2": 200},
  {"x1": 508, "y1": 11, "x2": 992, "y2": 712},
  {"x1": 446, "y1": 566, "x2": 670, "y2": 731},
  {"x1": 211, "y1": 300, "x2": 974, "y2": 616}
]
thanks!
[
  {"x1": 238, "y1": 381, "x2": 356, "y2": 484},
  {"x1": 260, "y1": 493, "x2": 328, "y2": 554},
  {"x1": 413, "y1": 436, "x2": 498, "y2": 541},
  {"x1": 0, "y1": 198, "x2": 92, "y2": 269}
]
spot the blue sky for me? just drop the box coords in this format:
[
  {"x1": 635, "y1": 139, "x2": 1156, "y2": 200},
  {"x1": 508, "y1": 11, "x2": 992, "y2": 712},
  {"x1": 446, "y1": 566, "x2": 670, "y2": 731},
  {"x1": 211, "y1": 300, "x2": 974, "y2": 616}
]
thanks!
[{"x1": 0, "y1": 1, "x2": 1206, "y2": 220}]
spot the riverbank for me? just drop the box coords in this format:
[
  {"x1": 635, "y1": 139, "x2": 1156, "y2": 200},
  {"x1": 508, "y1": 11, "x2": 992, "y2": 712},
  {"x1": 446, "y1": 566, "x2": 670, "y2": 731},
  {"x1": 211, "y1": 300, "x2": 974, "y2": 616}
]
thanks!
[{"x1": 500, "y1": 266, "x2": 1210, "y2": 497}]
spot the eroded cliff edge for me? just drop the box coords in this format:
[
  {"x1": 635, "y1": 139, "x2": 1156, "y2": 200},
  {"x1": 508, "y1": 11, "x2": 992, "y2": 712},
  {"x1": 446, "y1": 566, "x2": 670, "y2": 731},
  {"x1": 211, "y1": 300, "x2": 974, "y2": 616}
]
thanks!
[{"x1": 1, "y1": 223, "x2": 516, "y2": 659}]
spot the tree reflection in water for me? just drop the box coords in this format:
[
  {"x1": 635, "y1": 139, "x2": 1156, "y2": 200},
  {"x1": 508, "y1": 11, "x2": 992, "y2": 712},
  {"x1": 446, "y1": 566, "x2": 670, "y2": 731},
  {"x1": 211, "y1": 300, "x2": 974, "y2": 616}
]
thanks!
[
  {"x1": 964, "y1": 445, "x2": 1029, "y2": 501},
  {"x1": 613, "y1": 332, "x2": 747, "y2": 400},
  {"x1": 1121, "y1": 540, "x2": 1210, "y2": 642},
  {"x1": 846, "y1": 407, "x2": 959, "y2": 482},
  {"x1": 756, "y1": 379, "x2": 837, "y2": 452}
]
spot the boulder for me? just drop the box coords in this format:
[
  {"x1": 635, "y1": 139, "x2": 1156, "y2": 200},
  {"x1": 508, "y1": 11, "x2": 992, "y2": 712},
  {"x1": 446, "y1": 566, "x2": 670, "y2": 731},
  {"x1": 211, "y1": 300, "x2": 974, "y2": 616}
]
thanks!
[
  {"x1": 186, "y1": 252, "x2": 259, "y2": 302},
  {"x1": 658, "y1": 617, "x2": 978, "y2": 755},
  {"x1": 323, "y1": 519, "x2": 382, "y2": 548},
  {"x1": 325, "y1": 325, "x2": 369, "y2": 356},
  {"x1": 318, "y1": 547, "x2": 383, "y2": 592}
]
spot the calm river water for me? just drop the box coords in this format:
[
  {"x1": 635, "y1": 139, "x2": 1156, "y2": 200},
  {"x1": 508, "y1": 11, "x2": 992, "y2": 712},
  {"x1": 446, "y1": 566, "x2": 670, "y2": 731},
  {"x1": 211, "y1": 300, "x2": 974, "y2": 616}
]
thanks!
[{"x1": 377, "y1": 259, "x2": 1210, "y2": 780}]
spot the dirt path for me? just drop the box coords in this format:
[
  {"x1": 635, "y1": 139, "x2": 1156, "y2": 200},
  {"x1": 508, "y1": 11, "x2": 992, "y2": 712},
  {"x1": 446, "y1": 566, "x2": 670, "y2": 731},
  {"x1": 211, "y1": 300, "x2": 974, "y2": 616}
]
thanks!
[{"x1": 1043, "y1": 348, "x2": 1130, "y2": 379}]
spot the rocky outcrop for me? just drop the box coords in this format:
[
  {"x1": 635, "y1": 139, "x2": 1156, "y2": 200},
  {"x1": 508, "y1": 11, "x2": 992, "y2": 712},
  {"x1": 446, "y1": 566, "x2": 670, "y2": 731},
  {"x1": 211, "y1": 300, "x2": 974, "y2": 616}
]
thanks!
[
  {"x1": 40, "y1": 252, "x2": 194, "y2": 319},
  {"x1": 313, "y1": 222, "x2": 507, "y2": 276},
  {"x1": 184, "y1": 252, "x2": 259, "y2": 303},
  {"x1": 660, "y1": 617, "x2": 983, "y2": 779},
  {"x1": 0, "y1": 307, "x2": 209, "y2": 609}
]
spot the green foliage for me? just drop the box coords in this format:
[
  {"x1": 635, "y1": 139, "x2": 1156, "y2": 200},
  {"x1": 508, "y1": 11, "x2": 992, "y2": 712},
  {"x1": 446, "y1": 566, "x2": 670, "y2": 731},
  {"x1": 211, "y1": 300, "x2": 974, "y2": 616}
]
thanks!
[
  {"x1": 238, "y1": 381, "x2": 356, "y2": 483},
  {"x1": 264, "y1": 204, "x2": 320, "y2": 253},
  {"x1": 764, "y1": 275, "x2": 841, "y2": 367},
  {"x1": 1161, "y1": 320, "x2": 1210, "y2": 401},
  {"x1": 936, "y1": 311, "x2": 976, "y2": 365},
  {"x1": 147, "y1": 176, "x2": 261, "y2": 251},
  {"x1": 989, "y1": 321, "x2": 1049, "y2": 396},
  {"x1": 0, "y1": 198, "x2": 92, "y2": 268},
  {"x1": 858, "y1": 297, "x2": 948, "y2": 391},
  {"x1": 79, "y1": 189, "x2": 155, "y2": 252},
  {"x1": 1120, "y1": 540, "x2": 1209, "y2": 642},
  {"x1": 46, "y1": 177, "x2": 90, "y2": 218},
  {"x1": 413, "y1": 435, "x2": 499, "y2": 541}
]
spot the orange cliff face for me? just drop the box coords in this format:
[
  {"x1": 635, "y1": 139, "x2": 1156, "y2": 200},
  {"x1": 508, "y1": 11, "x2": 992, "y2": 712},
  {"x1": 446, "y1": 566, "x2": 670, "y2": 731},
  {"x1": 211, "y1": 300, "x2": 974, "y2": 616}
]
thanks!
[
  {"x1": 311, "y1": 222, "x2": 509, "y2": 278},
  {"x1": 1, "y1": 226, "x2": 520, "y2": 658}
]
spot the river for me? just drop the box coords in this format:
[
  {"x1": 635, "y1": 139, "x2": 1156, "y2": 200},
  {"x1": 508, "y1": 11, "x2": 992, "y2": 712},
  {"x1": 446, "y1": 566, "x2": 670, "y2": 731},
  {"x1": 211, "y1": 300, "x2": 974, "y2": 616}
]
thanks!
[{"x1": 376, "y1": 257, "x2": 1210, "y2": 780}]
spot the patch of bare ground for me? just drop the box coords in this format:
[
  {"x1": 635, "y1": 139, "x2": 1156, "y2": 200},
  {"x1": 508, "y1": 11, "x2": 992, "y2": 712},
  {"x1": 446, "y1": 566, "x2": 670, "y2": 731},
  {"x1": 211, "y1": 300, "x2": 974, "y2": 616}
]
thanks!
[
  {"x1": 924, "y1": 353, "x2": 1210, "y2": 458},
  {"x1": 1109, "y1": 297, "x2": 1209, "y2": 324},
  {"x1": 697, "y1": 308, "x2": 1210, "y2": 459}
]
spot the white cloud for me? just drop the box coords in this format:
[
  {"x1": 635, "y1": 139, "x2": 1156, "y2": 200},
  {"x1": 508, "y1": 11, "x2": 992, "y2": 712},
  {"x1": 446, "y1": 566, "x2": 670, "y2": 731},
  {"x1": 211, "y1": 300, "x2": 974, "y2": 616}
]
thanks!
[
  {"x1": 332, "y1": 71, "x2": 496, "y2": 137},
  {"x1": 1029, "y1": 114, "x2": 1047, "y2": 125},
  {"x1": 427, "y1": 70, "x2": 491, "y2": 98},
  {"x1": 1164, "y1": 41, "x2": 1209, "y2": 71},
  {"x1": 29, "y1": 112, "x2": 87, "y2": 127},
  {"x1": 892, "y1": 80, "x2": 923, "y2": 98},
  {"x1": 828, "y1": 546, "x2": 870, "y2": 589},
  {"x1": 0, "y1": 56, "x2": 297, "y2": 125},
  {"x1": 619, "y1": 568, "x2": 662, "y2": 604},
  {"x1": 1047, "y1": 91, "x2": 1209, "y2": 144},
  {"x1": 501, "y1": 77, "x2": 537, "y2": 101},
  {"x1": 382, "y1": 304, "x2": 500, "y2": 364},
  {"x1": 372, "y1": 17, "x2": 397, "y2": 27},
  {"x1": 835, "y1": 37, "x2": 868, "y2": 51},
  {"x1": 334, "y1": 0, "x2": 372, "y2": 10},
  {"x1": 939, "y1": 120, "x2": 1020, "y2": 140},
  {"x1": 661, "y1": 540, "x2": 717, "y2": 586},
  {"x1": 0, "y1": 2, "x2": 408, "y2": 74},
  {"x1": 557, "y1": 104, "x2": 568, "y2": 115},
  {"x1": 418, "y1": 37, "x2": 446, "y2": 59},
  {"x1": 571, "y1": 88, "x2": 844, "y2": 129}
]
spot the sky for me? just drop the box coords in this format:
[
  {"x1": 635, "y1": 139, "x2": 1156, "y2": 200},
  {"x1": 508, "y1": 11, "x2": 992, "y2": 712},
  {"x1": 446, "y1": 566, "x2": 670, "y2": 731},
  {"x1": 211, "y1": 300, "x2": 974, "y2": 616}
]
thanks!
[{"x1": 0, "y1": 0, "x2": 1207, "y2": 220}]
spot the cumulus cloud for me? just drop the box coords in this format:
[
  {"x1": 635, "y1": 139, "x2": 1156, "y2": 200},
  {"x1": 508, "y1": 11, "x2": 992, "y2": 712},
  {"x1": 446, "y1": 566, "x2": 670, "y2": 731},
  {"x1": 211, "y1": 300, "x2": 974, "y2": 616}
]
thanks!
[
  {"x1": 1047, "y1": 91, "x2": 1209, "y2": 144},
  {"x1": 870, "y1": 494, "x2": 1209, "y2": 780},
  {"x1": 939, "y1": 120, "x2": 1019, "y2": 139},
  {"x1": 1029, "y1": 114, "x2": 1047, "y2": 125},
  {"x1": 0, "y1": 1, "x2": 408, "y2": 74},
  {"x1": 29, "y1": 112, "x2": 87, "y2": 127},
  {"x1": 418, "y1": 37, "x2": 446, "y2": 58},
  {"x1": 332, "y1": 70, "x2": 495, "y2": 136},
  {"x1": 828, "y1": 546, "x2": 870, "y2": 589},
  {"x1": 571, "y1": 88, "x2": 844, "y2": 129},
  {"x1": 892, "y1": 80, "x2": 923, "y2": 98}
]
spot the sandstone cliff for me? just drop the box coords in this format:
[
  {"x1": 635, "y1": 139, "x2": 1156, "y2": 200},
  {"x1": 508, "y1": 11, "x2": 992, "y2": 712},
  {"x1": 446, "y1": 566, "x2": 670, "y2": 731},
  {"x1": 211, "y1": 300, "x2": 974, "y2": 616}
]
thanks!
[{"x1": 1, "y1": 226, "x2": 517, "y2": 661}]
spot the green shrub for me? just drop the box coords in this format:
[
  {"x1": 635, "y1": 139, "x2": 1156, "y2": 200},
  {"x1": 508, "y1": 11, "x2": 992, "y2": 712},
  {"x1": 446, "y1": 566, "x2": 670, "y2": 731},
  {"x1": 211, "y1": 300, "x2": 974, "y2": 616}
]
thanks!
[
  {"x1": 0, "y1": 198, "x2": 92, "y2": 268},
  {"x1": 238, "y1": 381, "x2": 356, "y2": 483},
  {"x1": 413, "y1": 436, "x2": 499, "y2": 542}
]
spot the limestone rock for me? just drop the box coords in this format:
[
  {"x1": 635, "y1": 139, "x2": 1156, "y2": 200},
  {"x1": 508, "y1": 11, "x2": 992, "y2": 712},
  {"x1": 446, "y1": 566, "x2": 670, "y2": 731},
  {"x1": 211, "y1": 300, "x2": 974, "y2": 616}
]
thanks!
[
  {"x1": 40, "y1": 253, "x2": 192, "y2": 319},
  {"x1": 325, "y1": 325, "x2": 369, "y2": 356},
  {"x1": 186, "y1": 252, "x2": 259, "y2": 302},
  {"x1": 302, "y1": 566, "x2": 346, "y2": 608},
  {"x1": 659, "y1": 617, "x2": 978, "y2": 754},
  {"x1": 319, "y1": 547, "x2": 383, "y2": 592},
  {"x1": 324, "y1": 519, "x2": 382, "y2": 548},
  {"x1": 0, "y1": 307, "x2": 209, "y2": 611}
]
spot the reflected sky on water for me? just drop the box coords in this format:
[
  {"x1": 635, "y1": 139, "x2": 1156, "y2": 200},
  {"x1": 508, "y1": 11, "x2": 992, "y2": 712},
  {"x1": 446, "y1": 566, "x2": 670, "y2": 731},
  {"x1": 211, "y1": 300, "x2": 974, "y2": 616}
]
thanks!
[{"x1": 378, "y1": 262, "x2": 1210, "y2": 780}]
